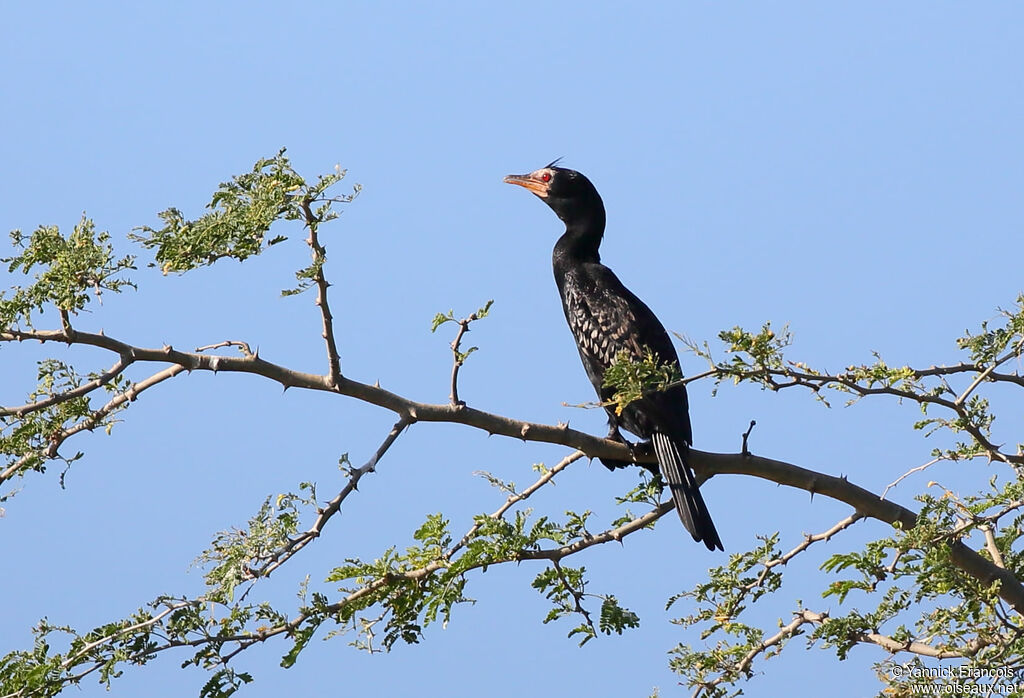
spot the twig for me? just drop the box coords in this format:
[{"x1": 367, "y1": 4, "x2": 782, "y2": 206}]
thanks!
[
  {"x1": 881, "y1": 457, "x2": 942, "y2": 500},
  {"x1": 449, "y1": 317, "x2": 472, "y2": 405},
  {"x1": 247, "y1": 418, "x2": 411, "y2": 579},
  {"x1": 694, "y1": 610, "x2": 823, "y2": 696},
  {"x1": 741, "y1": 420, "x2": 756, "y2": 455},
  {"x1": 518, "y1": 502, "x2": 672, "y2": 561},
  {"x1": 982, "y1": 525, "x2": 1006, "y2": 569},
  {"x1": 447, "y1": 451, "x2": 586, "y2": 558},
  {"x1": 743, "y1": 513, "x2": 863, "y2": 595},
  {"x1": 448, "y1": 307, "x2": 489, "y2": 406},
  {"x1": 552, "y1": 558, "x2": 594, "y2": 634},
  {"x1": 301, "y1": 197, "x2": 342, "y2": 387},
  {"x1": 195, "y1": 340, "x2": 255, "y2": 358}
]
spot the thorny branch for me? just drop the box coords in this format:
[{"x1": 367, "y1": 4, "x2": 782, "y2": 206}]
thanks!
[
  {"x1": 245, "y1": 418, "x2": 411, "y2": 580},
  {"x1": 4, "y1": 324, "x2": 1024, "y2": 613},
  {"x1": 300, "y1": 196, "x2": 342, "y2": 387},
  {"x1": 693, "y1": 606, "x2": 994, "y2": 698},
  {"x1": 0, "y1": 356, "x2": 130, "y2": 418},
  {"x1": 745, "y1": 513, "x2": 863, "y2": 596},
  {"x1": 693, "y1": 610, "x2": 825, "y2": 698},
  {"x1": 716, "y1": 354, "x2": 1024, "y2": 467},
  {"x1": 0, "y1": 362, "x2": 185, "y2": 484}
]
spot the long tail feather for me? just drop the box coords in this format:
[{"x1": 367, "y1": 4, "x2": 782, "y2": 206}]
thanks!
[{"x1": 651, "y1": 431, "x2": 723, "y2": 551}]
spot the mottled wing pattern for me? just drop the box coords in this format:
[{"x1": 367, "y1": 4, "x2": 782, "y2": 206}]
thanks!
[
  {"x1": 559, "y1": 263, "x2": 692, "y2": 444},
  {"x1": 562, "y1": 278, "x2": 647, "y2": 372}
]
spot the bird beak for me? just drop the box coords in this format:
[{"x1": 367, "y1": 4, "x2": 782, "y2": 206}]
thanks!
[{"x1": 503, "y1": 171, "x2": 550, "y2": 198}]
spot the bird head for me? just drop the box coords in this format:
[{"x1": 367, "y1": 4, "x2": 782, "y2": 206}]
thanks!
[{"x1": 504, "y1": 162, "x2": 605, "y2": 228}]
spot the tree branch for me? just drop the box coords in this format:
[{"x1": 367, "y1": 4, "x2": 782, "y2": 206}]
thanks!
[
  {"x1": 0, "y1": 357, "x2": 130, "y2": 418},
  {"x1": 694, "y1": 609, "x2": 823, "y2": 697},
  {"x1": 449, "y1": 317, "x2": 472, "y2": 406},
  {"x1": 246, "y1": 417, "x2": 411, "y2": 579},
  {"x1": 300, "y1": 197, "x2": 342, "y2": 386},
  {"x1": 5, "y1": 325, "x2": 1024, "y2": 614}
]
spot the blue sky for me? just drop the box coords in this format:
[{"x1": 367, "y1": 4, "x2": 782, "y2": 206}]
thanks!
[{"x1": 2, "y1": 3, "x2": 1023, "y2": 696}]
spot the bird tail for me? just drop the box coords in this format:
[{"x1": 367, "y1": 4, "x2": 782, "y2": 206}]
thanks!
[{"x1": 651, "y1": 431, "x2": 723, "y2": 551}]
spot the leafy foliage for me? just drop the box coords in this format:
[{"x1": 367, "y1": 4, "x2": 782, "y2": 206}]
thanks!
[
  {"x1": 129, "y1": 149, "x2": 358, "y2": 279},
  {"x1": 670, "y1": 300, "x2": 1024, "y2": 696},
  {"x1": 1, "y1": 359, "x2": 130, "y2": 500},
  {"x1": 1, "y1": 217, "x2": 135, "y2": 329},
  {"x1": 431, "y1": 299, "x2": 494, "y2": 365},
  {"x1": 602, "y1": 348, "x2": 682, "y2": 415}
]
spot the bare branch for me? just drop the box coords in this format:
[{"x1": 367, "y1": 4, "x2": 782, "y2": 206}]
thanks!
[
  {"x1": 195, "y1": 340, "x2": 255, "y2": 358},
  {"x1": 856, "y1": 631, "x2": 987, "y2": 659},
  {"x1": 300, "y1": 197, "x2": 342, "y2": 387},
  {"x1": 881, "y1": 456, "x2": 943, "y2": 500},
  {"x1": 955, "y1": 359, "x2": 1002, "y2": 406},
  {"x1": 982, "y1": 525, "x2": 1006, "y2": 569},
  {"x1": 741, "y1": 420, "x2": 756, "y2": 455}
]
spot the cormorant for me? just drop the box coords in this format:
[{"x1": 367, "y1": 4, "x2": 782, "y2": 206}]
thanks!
[{"x1": 504, "y1": 163, "x2": 723, "y2": 551}]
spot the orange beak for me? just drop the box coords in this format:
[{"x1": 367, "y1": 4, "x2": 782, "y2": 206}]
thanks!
[{"x1": 503, "y1": 172, "x2": 550, "y2": 198}]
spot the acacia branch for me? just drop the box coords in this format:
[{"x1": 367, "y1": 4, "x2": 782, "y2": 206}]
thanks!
[
  {"x1": 733, "y1": 363, "x2": 1021, "y2": 466},
  {"x1": 301, "y1": 197, "x2": 342, "y2": 386},
  {"x1": 695, "y1": 607, "x2": 994, "y2": 697},
  {"x1": 743, "y1": 513, "x2": 863, "y2": 596},
  {"x1": 857, "y1": 632, "x2": 988, "y2": 659},
  {"x1": 4, "y1": 325, "x2": 1024, "y2": 613},
  {"x1": 247, "y1": 417, "x2": 411, "y2": 579},
  {"x1": 699, "y1": 450, "x2": 1024, "y2": 614},
  {"x1": 447, "y1": 451, "x2": 586, "y2": 558},
  {"x1": 0, "y1": 356, "x2": 130, "y2": 418},
  {"x1": 0, "y1": 363, "x2": 186, "y2": 485},
  {"x1": 694, "y1": 609, "x2": 823, "y2": 697}
]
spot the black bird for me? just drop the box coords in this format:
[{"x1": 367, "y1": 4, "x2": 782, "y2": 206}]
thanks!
[{"x1": 504, "y1": 163, "x2": 723, "y2": 551}]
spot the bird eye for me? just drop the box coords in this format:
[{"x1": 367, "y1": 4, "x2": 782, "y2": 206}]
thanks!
[{"x1": 541, "y1": 172, "x2": 551, "y2": 182}]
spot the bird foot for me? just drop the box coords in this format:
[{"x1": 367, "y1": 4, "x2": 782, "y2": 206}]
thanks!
[{"x1": 598, "y1": 427, "x2": 633, "y2": 471}]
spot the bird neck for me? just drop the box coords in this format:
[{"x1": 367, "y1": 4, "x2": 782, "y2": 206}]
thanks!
[{"x1": 553, "y1": 211, "x2": 606, "y2": 265}]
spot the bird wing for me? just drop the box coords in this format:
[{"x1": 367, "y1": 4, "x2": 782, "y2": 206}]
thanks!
[{"x1": 563, "y1": 277, "x2": 649, "y2": 371}]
